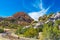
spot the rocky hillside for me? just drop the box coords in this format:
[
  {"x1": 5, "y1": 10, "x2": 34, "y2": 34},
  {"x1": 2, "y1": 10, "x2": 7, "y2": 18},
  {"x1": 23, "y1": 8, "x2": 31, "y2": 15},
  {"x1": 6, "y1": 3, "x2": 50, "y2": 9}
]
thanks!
[
  {"x1": 25, "y1": 12, "x2": 60, "y2": 29},
  {"x1": 13, "y1": 12, "x2": 33, "y2": 23},
  {"x1": 0, "y1": 12, "x2": 34, "y2": 26}
]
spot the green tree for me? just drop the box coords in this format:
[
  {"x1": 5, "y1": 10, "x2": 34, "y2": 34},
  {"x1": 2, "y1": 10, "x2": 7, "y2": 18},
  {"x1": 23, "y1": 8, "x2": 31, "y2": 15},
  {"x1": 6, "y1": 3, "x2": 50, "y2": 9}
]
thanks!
[
  {"x1": 0, "y1": 29, "x2": 4, "y2": 33},
  {"x1": 55, "y1": 20, "x2": 60, "y2": 25},
  {"x1": 24, "y1": 27, "x2": 38, "y2": 38},
  {"x1": 41, "y1": 23, "x2": 60, "y2": 40},
  {"x1": 15, "y1": 25, "x2": 23, "y2": 34}
]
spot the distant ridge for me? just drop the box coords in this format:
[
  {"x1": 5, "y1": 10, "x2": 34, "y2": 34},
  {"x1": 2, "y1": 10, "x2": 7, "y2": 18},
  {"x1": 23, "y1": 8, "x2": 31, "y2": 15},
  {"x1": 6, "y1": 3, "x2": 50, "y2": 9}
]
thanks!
[{"x1": 0, "y1": 12, "x2": 34, "y2": 26}]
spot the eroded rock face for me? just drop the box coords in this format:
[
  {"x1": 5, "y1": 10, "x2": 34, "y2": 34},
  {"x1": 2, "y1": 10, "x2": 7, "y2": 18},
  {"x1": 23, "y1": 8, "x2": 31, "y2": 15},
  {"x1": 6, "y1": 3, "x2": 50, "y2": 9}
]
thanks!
[
  {"x1": 6, "y1": 12, "x2": 34, "y2": 26},
  {"x1": 54, "y1": 12, "x2": 60, "y2": 20},
  {"x1": 13, "y1": 12, "x2": 34, "y2": 23}
]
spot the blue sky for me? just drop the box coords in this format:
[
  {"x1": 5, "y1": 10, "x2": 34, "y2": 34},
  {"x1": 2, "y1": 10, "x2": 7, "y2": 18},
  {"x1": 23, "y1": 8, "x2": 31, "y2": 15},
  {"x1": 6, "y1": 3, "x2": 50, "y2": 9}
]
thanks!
[{"x1": 0, "y1": 0, "x2": 60, "y2": 20}]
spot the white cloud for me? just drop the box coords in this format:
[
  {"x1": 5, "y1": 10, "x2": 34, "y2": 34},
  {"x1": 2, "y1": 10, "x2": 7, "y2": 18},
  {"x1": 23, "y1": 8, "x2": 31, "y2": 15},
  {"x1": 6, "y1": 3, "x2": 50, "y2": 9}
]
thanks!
[
  {"x1": 29, "y1": 12, "x2": 40, "y2": 21},
  {"x1": 28, "y1": 9, "x2": 45, "y2": 21},
  {"x1": 39, "y1": 0, "x2": 43, "y2": 10},
  {"x1": 28, "y1": 7, "x2": 50, "y2": 21},
  {"x1": 28, "y1": 0, "x2": 52, "y2": 21}
]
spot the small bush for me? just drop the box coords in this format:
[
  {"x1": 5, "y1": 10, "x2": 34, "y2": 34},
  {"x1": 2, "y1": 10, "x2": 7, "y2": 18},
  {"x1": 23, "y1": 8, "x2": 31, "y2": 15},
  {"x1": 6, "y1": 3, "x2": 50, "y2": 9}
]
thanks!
[
  {"x1": 0, "y1": 29, "x2": 4, "y2": 33},
  {"x1": 24, "y1": 27, "x2": 38, "y2": 38}
]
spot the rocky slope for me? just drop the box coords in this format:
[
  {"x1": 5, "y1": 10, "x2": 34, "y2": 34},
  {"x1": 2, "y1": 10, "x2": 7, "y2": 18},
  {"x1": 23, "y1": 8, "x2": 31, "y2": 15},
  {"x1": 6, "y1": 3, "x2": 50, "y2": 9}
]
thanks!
[
  {"x1": 25, "y1": 12, "x2": 60, "y2": 29},
  {"x1": 13, "y1": 12, "x2": 33, "y2": 23},
  {"x1": 0, "y1": 12, "x2": 34, "y2": 26}
]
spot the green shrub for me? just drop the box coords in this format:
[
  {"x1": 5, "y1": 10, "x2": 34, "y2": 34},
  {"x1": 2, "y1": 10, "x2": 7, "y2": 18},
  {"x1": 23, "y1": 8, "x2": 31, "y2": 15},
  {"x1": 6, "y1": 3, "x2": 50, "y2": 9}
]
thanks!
[
  {"x1": 24, "y1": 27, "x2": 38, "y2": 38},
  {"x1": 15, "y1": 25, "x2": 23, "y2": 34},
  {"x1": 0, "y1": 29, "x2": 4, "y2": 33},
  {"x1": 39, "y1": 22, "x2": 60, "y2": 40}
]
